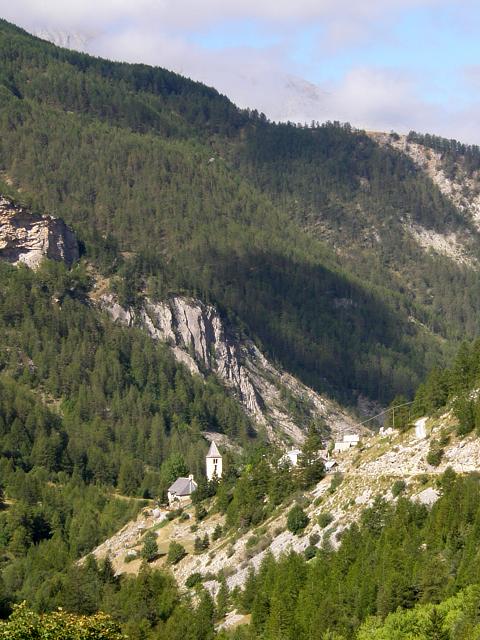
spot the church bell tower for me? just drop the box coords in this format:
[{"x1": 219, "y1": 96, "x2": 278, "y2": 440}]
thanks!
[{"x1": 206, "y1": 441, "x2": 222, "y2": 481}]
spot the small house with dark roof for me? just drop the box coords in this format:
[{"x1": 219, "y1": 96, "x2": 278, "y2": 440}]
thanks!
[{"x1": 167, "y1": 474, "x2": 198, "y2": 506}]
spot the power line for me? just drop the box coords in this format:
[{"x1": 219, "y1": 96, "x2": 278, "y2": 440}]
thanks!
[{"x1": 352, "y1": 400, "x2": 415, "y2": 429}]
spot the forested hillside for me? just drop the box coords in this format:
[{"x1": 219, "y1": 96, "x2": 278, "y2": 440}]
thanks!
[
  {"x1": 0, "y1": 258, "x2": 257, "y2": 622},
  {"x1": 6, "y1": 17, "x2": 480, "y2": 639},
  {"x1": 1, "y1": 18, "x2": 477, "y2": 406}
]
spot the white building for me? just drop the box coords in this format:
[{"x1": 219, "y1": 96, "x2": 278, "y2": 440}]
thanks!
[
  {"x1": 280, "y1": 448, "x2": 303, "y2": 467},
  {"x1": 206, "y1": 441, "x2": 223, "y2": 481},
  {"x1": 334, "y1": 433, "x2": 360, "y2": 453},
  {"x1": 167, "y1": 475, "x2": 198, "y2": 506}
]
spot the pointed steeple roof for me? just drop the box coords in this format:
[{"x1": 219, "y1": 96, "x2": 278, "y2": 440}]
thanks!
[{"x1": 206, "y1": 441, "x2": 221, "y2": 458}]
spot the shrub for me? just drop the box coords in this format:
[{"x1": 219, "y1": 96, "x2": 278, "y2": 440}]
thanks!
[
  {"x1": 304, "y1": 545, "x2": 317, "y2": 560},
  {"x1": 195, "y1": 504, "x2": 207, "y2": 521},
  {"x1": 186, "y1": 572, "x2": 203, "y2": 588},
  {"x1": 318, "y1": 512, "x2": 334, "y2": 529},
  {"x1": 309, "y1": 532, "x2": 320, "y2": 546},
  {"x1": 194, "y1": 534, "x2": 210, "y2": 554},
  {"x1": 287, "y1": 505, "x2": 309, "y2": 535},
  {"x1": 391, "y1": 479, "x2": 406, "y2": 497},
  {"x1": 166, "y1": 508, "x2": 183, "y2": 521},
  {"x1": 124, "y1": 551, "x2": 137, "y2": 563},
  {"x1": 329, "y1": 472, "x2": 344, "y2": 494},
  {"x1": 427, "y1": 441, "x2": 444, "y2": 467},
  {"x1": 141, "y1": 531, "x2": 158, "y2": 562},
  {"x1": 212, "y1": 524, "x2": 223, "y2": 541},
  {"x1": 246, "y1": 535, "x2": 259, "y2": 548},
  {"x1": 0, "y1": 602, "x2": 124, "y2": 639},
  {"x1": 167, "y1": 541, "x2": 186, "y2": 564},
  {"x1": 179, "y1": 512, "x2": 190, "y2": 521}
]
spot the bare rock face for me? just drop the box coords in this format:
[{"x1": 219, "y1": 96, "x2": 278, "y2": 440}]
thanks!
[
  {"x1": 0, "y1": 196, "x2": 79, "y2": 269},
  {"x1": 100, "y1": 294, "x2": 359, "y2": 444}
]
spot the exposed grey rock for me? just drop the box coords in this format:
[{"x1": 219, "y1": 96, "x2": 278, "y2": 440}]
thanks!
[
  {"x1": 100, "y1": 294, "x2": 359, "y2": 444},
  {"x1": 0, "y1": 196, "x2": 79, "y2": 269},
  {"x1": 414, "y1": 487, "x2": 439, "y2": 506}
]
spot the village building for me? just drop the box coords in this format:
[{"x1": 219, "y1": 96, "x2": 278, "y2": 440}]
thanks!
[
  {"x1": 167, "y1": 475, "x2": 198, "y2": 506},
  {"x1": 325, "y1": 459, "x2": 338, "y2": 472},
  {"x1": 168, "y1": 441, "x2": 223, "y2": 506},
  {"x1": 334, "y1": 433, "x2": 360, "y2": 453},
  {"x1": 280, "y1": 448, "x2": 303, "y2": 467},
  {"x1": 206, "y1": 441, "x2": 223, "y2": 481}
]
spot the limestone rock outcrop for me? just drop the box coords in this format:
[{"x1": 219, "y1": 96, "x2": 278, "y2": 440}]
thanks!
[
  {"x1": 0, "y1": 196, "x2": 79, "y2": 269},
  {"x1": 100, "y1": 293, "x2": 358, "y2": 444}
]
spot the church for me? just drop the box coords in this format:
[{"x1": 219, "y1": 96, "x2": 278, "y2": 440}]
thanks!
[
  {"x1": 167, "y1": 441, "x2": 222, "y2": 506},
  {"x1": 206, "y1": 440, "x2": 223, "y2": 481}
]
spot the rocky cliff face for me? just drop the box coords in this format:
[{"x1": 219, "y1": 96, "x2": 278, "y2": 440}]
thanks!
[
  {"x1": 0, "y1": 196, "x2": 79, "y2": 268},
  {"x1": 101, "y1": 294, "x2": 359, "y2": 444},
  {"x1": 369, "y1": 132, "x2": 480, "y2": 266}
]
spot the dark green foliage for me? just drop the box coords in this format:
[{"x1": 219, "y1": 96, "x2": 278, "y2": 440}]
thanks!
[
  {"x1": 408, "y1": 130, "x2": 480, "y2": 175},
  {"x1": 427, "y1": 440, "x2": 444, "y2": 467},
  {"x1": 194, "y1": 535, "x2": 210, "y2": 554},
  {"x1": 237, "y1": 472, "x2": 480, "y2": 639},
  {"x1": 391, "y1": 479, "x2": 407, "y2": 497},
  {"x1": 297, "y1": 424, "x2": 326, "y2": 488},
  {"x1": 167, "y1": 541, "x2": 186, "y2": 565},
  {"x1": 141, "y1": 532, "x2": 158, "y2": 562},
  {"x1": 212, "y1": 524, "x2": 223, "y2": 541},
  {"x1": 386, "y1": 395, "x2": 412, "y2": 431},
  {"x1": 0, "y1": 20, "x2": 470, "y2": 408},
  {"x1": 304, "y1": 546, "x2": 317, "y2": 560},
  {"x1": 186, "y1": 573, "x2": 203, "y2": 589},
  {"x1": 318, "y1": 512, "x2": 334, "y2": 529},
  {"x1": 287, "y1": 505, "x2": 309, "y2": 535},
  {"x1": 195, "y1": 505, "x2": 208, "y2": 522},
  {"x1": 413, "y1": 339, "x2": 480, "y2": 423}
]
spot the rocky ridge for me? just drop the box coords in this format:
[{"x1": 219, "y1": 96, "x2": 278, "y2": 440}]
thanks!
[
  {"x1": 369, "y1": 132, "x2": 480, "y2": 266},
  {"x1": 100, "y1": 293, "x2": 359, "y2": 444},
  {"x1": 0, "y1": 196, "x2": 79, "y2": 268}
]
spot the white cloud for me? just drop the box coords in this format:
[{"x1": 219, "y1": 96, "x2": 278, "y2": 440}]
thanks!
[{"x1": 1, "y1": 0, "x2": 447, "y2": 33}]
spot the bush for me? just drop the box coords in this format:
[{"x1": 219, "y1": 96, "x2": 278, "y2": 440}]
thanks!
[
  {"x1": 427, "y1": 441, "x2": 444, "y2": 467},
  {"x1": 141, "y1": 531, "x2": 158, "y2": 562},
  {"x1": 186, "y1": 572, "x2": 203, "y2": 588},
  {"x1": 246, "y1": 535, "x2": 259, "y2": 548},
  {"x1": 0, "y1": 602, "x2": 125, "y2": 639},
  {"x1": 195, "y1": 504, "x2": 208, "y2": 521},
  {"x1": 194, "y1": 534, "x2": 210, "y2": 554},
  {"x1": 212, "y1": 524, "x2": 223, "y2": 541},
  {"x1": 167, "y1": 541, "x2": 186, "y2": 564},
  {"x1": 304, "y1": 545, "x2": 317, "y2": 560},
  {"x1": 124, "y1": 551, "x2": 137, "y2": 563},
  {"x1": 329, "y1": 472, "x2": 344, "y2": 494},
  {"x1": 287, "y1": 505, "x2": 309, "y2": 535},
  {"x1": 309, "y1": 532, "x2": 320, "y2": 546},
  {"x1": 391, "y1": 480, "x2": 406, "y2": 497},
  {"x1": 318, "y1": 512, "x2": 334, "y2": 529}
]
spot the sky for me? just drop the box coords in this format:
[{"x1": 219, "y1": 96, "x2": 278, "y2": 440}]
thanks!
[{"x1": 2, "y1": 0, "x2": 480, "y2": 142}]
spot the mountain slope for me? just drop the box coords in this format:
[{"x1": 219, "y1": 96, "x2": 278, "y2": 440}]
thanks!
[{"x1": 0, "y1": 19, "x2": 468, "y2": 407}]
